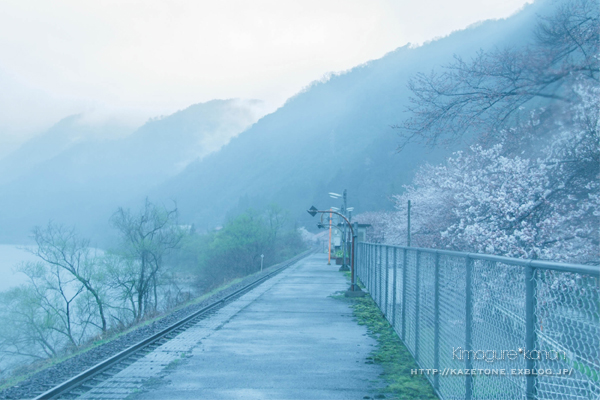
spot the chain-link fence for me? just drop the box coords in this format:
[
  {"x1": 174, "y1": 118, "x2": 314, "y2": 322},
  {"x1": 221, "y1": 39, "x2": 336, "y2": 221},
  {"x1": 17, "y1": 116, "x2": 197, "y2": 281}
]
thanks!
[{"x1": 356, "y1": 243, "x2": 600, "y2": 400}]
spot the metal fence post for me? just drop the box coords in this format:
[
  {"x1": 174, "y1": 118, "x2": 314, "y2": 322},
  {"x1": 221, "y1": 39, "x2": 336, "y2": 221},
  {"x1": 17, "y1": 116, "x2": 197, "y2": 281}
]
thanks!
[
  {"x1": 358, "y1": 243, "x2": 362, "y2": 282},
  {"x1": 392, "y1": 247, "x2": 398, "y2": 328},
  {"x1": 377, "y1": 245, "x2": 381, "y2": 307},
  {"x1": 379, "y1": 245, "x2": 383, "y2": 307},
  {"x1": 371, "y1": 245, "x2": 375, "y2": 297},
  {"x1": 356, "y1": 243, "x2": 359, "y2": 279},
  {"x1": 385, "y1": 246, "x2": 390, "y2": 316},
  {"x1": 371, "y1": 244, "x2": 375, "y2": 294},
  {"x1": 365, "y1": 244, "x2": 368, "y2": 289},
  {"x1": 359, "y1": 243, "x2": 363, "y2": 282},
  {"x1": 401, "y1": 248, "x2": 407, "y2": 341},
  {"x1": 434, "y1": 252, "x2": 440, "y2": 391},
  {"x1": 373, "y1": 245, "x2": 377, "y2": 300},
  {"x1": 415, "y1": 250, "x2": 421, "y2": 362},
  {"x1": 465, "y1": 257, "x2": 473, "y2": 400},
  {"x1": 361, "y1": 243, "x2": 364, "y2": 282},
  {"x1": 526, "y1": 263, "x2": 537, "y2": 400},
  {"x1": 376, "y1": 245, "x2": 380, "y2": 307},
  {"x1": 366, "y1": 244, "x2": 370, "y2": 290},
  {"x1": 355, "y1": 243, "x2": 359, "y2": 279},
  {"x1": 374, "y1": 246, "x2": 377, "y2": 302},
  {"x1": 368, "y1": 244, "x2": 372, "y2": 291}
]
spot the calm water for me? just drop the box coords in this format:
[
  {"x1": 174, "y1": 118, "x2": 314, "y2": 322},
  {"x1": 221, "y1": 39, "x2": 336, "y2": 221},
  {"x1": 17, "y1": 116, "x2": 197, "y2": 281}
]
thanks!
[{"x1": 0, "y1": 244, "x2": 38, "y2": 292}]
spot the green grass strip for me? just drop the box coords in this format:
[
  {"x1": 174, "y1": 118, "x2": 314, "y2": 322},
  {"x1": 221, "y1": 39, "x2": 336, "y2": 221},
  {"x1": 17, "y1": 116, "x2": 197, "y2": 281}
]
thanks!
[{"x1": 346, "y1": 294, "x2": 439, "y2": 400}]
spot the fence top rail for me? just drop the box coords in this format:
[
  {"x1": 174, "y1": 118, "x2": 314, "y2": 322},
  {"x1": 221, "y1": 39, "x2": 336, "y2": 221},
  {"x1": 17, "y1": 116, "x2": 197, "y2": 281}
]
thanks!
[{"x1": 359, "y1": 242, "x2": 600, "y2": 276}]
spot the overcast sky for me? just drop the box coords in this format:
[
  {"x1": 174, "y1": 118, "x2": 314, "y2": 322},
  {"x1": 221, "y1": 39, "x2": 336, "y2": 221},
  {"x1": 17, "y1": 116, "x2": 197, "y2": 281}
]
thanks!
[{"x1": 0, "y1": 0, "x2": 533, "y2": 149}]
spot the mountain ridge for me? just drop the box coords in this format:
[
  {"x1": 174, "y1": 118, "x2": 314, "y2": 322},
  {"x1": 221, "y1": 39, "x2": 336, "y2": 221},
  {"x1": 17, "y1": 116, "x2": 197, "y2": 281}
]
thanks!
[
  {"x1": 0, "y1": 99, "x2": 263, "y2": 243},
  {"x1": 152, "y1": 0, "x2": 547, "y2": 232},
  {"x1": 0, "y1": 0, "x2": 549, "y2": 242}
]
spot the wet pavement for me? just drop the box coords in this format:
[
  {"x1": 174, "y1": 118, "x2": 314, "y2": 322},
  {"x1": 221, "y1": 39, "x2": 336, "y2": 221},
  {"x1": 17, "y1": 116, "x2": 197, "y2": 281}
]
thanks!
[{"x1": 84, "y1": 253, "x2": 382, "y2": 400}]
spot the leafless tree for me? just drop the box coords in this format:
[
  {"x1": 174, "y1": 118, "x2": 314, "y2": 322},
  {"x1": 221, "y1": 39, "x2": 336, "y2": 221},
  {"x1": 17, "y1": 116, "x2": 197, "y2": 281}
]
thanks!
[
  {"x1": 399, "y1": 0, "x2": 599, "y2": 149},
  {"x1": 0, "y1": 283, "x2": 60, "y2": 361},
  {"x1": 0, "y1": 260, "x2": 97, "y2": 363},
  {"x1": 110, "y1": 198, "x2": 183, "y2": 321},
  {"x1": 101, "y1": 253, "x2": 140, "y2": 323},
  {"x1": 30, "y1": 223, "x2": 108, "y2": 334}
]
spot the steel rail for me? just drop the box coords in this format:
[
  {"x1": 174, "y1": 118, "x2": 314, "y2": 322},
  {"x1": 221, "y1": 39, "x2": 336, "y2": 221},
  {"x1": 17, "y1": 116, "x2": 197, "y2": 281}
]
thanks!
[{"x1": 34, "y1": 249, "x2": 314, "y2": 400}]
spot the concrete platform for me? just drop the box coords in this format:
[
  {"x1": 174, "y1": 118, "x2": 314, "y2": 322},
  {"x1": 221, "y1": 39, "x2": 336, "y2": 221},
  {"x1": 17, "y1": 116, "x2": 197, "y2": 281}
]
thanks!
[{"x1": 128, "y1": 253, "x2": 382, "y2": 400}]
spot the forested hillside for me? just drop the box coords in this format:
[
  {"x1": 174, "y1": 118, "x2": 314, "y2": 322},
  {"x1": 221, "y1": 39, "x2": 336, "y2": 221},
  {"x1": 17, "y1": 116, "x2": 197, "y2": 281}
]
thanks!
[{"x1": 153, "y1": 1, "x2": 546, "y2": 231}]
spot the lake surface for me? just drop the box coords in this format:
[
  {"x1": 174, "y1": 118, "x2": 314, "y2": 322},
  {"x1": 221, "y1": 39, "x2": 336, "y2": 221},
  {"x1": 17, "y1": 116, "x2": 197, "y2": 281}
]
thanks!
[{"x1": 0, "y1": 244, "x2": 39, "y2": 292}]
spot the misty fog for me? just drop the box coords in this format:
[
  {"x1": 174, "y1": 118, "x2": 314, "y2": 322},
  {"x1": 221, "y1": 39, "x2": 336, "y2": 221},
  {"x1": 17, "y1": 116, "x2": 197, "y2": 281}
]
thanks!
[{"x1": 0, "y1": 0, "x2": 597, "y2": 397}]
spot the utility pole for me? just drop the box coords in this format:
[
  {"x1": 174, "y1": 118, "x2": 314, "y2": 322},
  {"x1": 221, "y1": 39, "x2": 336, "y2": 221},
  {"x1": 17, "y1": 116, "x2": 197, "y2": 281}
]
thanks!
[
  {"x1": 326, "y1": 190, "x2": 352, "y2": 270},
  {"x1": 340, "y1": 189, "x2": 350, "y2": 271},
  {"x1": 328, "y1": 208, "x2": 332, "y2": 265},
  {"x1": 407, "y1": 200, "x2": 411, "y2": 247}
]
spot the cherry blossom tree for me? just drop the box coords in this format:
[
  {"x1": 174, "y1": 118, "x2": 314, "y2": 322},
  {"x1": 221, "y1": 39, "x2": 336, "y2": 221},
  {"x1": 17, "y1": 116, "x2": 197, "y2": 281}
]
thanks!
[{"x1": 385, "y1": 82, "x2": 598, "y2": 264}]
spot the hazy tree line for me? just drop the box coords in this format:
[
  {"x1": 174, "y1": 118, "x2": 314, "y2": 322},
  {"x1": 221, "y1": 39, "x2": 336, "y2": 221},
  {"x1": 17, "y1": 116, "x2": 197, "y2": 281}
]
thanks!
[
  {"x1": 0, "y1": 200, "x2": 305, "y2": 376},
  {"x1": 367, "y1": 0, "x2": 599, "y2": 264},
  {"x1": 170, "y1": 204, "x2": 305, "y2": 289}
]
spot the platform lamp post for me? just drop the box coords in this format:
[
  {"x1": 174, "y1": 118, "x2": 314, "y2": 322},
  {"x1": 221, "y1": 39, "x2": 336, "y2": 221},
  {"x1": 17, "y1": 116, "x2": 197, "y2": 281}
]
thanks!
[
  {"x1": 329, "y1": 206, "x2": 342, "y2": 269},
  {"x1": 329, "y1": 191, "x2": 350, "y2": 272},
  {"x1": 308, "y1": 206, "x2": 365, "y2": 297},
  {"x1": 318, "y1": 207, "x2": 341, "y2": 255},
  {"x1": 346, "y1": 206, "x2": 354, "y2": 266}
]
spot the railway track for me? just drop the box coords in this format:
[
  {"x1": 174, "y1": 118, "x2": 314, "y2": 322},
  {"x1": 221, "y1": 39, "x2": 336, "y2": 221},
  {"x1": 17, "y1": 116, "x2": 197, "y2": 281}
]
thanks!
[{"x1": 32, "y1": 249, "x2": 313, "y2": 400}]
